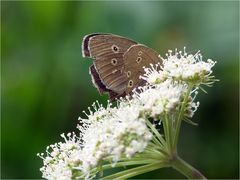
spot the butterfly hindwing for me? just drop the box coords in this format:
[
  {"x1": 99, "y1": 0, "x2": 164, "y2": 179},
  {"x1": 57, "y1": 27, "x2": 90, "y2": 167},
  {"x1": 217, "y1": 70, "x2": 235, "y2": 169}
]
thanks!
[{"x1": 123, "y1": 44, "x2": 161, "y2": 94}]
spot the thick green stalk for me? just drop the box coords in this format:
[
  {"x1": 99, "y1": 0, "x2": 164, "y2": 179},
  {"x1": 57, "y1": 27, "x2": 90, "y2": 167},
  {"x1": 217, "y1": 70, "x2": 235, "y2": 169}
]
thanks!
[{"x1": 171, "y1": 156, "x2": 207, "y2": 179}]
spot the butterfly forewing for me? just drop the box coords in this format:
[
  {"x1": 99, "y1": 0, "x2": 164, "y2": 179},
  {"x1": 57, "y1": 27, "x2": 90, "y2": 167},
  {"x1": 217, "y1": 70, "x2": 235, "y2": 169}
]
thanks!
[
  {"x1": 83, "y1": 34, "x2": 137, "y2": 96},
  {"x1": 83, "y1": 34, "x2": 137, "y2": 57}
]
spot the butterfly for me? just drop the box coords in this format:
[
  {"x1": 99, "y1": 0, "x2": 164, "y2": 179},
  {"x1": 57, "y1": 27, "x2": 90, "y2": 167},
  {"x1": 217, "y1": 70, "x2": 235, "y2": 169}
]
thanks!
[{"x1": 82, "y1": 33, "x2": 161, "y2": 100}]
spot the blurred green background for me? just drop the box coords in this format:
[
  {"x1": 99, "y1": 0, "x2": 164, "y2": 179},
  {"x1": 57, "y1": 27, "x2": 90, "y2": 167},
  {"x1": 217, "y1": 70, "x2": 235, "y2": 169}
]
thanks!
[{"x1": 1, "y1": 1, "x2": 239, "y2": 179}]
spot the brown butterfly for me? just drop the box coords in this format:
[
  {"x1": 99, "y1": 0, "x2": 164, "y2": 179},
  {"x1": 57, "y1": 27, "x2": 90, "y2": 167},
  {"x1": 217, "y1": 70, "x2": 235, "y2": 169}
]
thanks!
[{"x1": 82, "y1": 33, "x2": 161, "y2": 100}]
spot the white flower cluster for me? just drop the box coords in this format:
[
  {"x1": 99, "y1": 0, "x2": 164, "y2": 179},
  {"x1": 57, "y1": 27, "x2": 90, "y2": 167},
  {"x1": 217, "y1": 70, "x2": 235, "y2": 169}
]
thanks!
[
  {"x1": 38, "y1": 102, "x2": 152, "y2": 179},
  {"x1": 141, "y1": 48, "x2": 216, "y2": 85},
  {"x1": 132, "y1": 80, "x2": 188, "y2": 119},
  {"x1": 38, "y1": 48, "x2": 216, "y2": 180},
  {"x1": 137, "y1": 48, "x2": 216, "y2": 119},
  {"x1": 78, "y1": 102, "x2": 152, "y2": 173},
  {"x1": 37, "y1": 133, "x2": 82, "y2": 180}
]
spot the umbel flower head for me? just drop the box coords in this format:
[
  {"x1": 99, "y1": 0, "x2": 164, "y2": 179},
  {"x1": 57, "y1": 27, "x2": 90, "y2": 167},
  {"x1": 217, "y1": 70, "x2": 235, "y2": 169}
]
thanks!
[
  {"x1": 141, "y1": 47, "x2": 216, "y2": 85},
  {"x1": 38, "y1": 48, "x2": 216, "y2": 180},
  {"x1": 78, "y1": 102, "x2": 152, "y2": 173},
  {"x1": 37, "y1": 133, "x2": 82, "y2": 179}
]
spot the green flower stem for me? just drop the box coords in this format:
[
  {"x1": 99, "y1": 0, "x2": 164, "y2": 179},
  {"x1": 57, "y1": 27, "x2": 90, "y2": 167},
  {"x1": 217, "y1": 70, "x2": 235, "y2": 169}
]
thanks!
[
  {"x1": 152, "y1": 135, "x2": 164, "y2": 148},
  {"x1": 162, "y1": 117, "x2": 170, "y2": 151},
  {"x1": 171, "y1": 156, "x2": 207, "y2": 179},
  {"x1": 173, "y1": 84, "x2": 193, "y2": 150},
  {"x1": 101, "y1": 159, "x2": 158, "y2": 170},
  {"x1": 144, "y1": 148, "x2": 165, "y2": 157},
  {"x1": 146, "y1": 119, "x2": 166, "y2": 147},
  {"x1": 86, "y1": 159, "x2": 159, "y2": 179},
  {"x1": 101, "y1": 162, "x2": 169, "y2": 180},
  {"x1": 146, "y1": 145, "x2": 168, "y2": 156},
  {"x1": 165, "y1": 114, "x2": 173, "y2": 151}
]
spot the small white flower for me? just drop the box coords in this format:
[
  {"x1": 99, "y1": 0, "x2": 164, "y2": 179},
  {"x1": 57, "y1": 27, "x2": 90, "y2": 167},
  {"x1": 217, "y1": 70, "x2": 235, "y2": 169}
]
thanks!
[
  {"x1": 185, "y1": 90, "x2": 200, "y2": 118},
  {"x1": 79, "y1": 100, "x2": 114, "y2": 123},
  {"x1": 140, "y1": 63, "x2": 165, "y2": 84},
  {"x1": 37, "y1": 133, "x2": 82, "y2": 180}
]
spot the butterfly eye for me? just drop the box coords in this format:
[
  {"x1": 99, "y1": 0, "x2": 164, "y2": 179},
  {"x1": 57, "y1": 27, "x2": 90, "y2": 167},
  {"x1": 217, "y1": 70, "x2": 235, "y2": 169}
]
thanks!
[
  {"x1": 111, "y1": 58, "x2": 118, "y2": 65},
  {"x1": 136, "y1": 57, "x2": 142, "y2": 63},
  {"x1": 111, "y1": 45, "x2": 119, "y2": 53},
  {"x1": 128, "y1": 80, "x2": 133, "y2": 87},
  {"x1": 127, "y1": 71, "x2": 131, "y2": 77}
]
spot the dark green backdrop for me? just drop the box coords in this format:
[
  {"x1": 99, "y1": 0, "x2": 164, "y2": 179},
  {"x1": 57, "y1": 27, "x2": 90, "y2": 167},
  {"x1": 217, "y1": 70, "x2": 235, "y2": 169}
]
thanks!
[{"x1": 1, "y1": 1, "x2": 239, "y2": 179}]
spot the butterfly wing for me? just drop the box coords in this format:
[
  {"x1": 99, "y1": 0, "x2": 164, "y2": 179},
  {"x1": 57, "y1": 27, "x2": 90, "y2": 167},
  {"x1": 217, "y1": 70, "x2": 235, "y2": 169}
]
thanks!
[
  {"x1": 123, "y1": 44, "x2": 161, "y2": 94},
  {"x1": 89, "y1": 64, "x2": 124, "y2": 100},
  {"x1": 82, "y1": 34, "x2": 137, "y2": 98}
]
